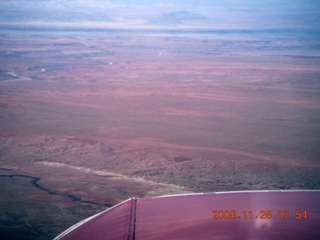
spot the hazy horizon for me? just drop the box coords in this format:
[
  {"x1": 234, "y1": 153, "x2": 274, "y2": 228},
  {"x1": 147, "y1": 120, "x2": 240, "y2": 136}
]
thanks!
[{"x1": 1, "y1": 0, "x2": 320, "y2": 31}]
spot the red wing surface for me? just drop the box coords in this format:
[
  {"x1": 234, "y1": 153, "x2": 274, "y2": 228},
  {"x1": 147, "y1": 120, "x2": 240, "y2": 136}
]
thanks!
[{"x1": 54, "y1": 191, "x2": 320, "y2": 240}]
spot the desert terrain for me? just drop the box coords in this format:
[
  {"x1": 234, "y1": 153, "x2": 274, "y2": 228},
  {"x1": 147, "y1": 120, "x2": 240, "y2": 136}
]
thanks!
[{"x1": 0, "y1": 30, "x2": 320, "y2": 239}]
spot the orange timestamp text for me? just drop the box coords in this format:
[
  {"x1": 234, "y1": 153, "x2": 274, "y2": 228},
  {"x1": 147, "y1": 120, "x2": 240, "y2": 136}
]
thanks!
[{"x1": 212, "y1": 210, "x2": 307, "y2": 220}]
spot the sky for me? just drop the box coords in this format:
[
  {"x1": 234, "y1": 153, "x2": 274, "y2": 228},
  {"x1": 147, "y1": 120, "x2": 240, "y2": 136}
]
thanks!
[{"x1": 0, "y1": 0, "x2": 320, "y2": 30}]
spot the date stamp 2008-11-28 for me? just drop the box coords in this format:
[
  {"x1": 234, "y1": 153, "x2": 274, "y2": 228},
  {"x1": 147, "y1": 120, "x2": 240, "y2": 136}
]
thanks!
[{"x1": 212, "y1": 209, "x2": 307, "y2": 220}]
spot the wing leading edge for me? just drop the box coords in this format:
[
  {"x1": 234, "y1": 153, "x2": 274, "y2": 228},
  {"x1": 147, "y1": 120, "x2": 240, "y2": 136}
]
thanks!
[{"x1": 54, "y1": 190, "x2": 320, "y2": 240}]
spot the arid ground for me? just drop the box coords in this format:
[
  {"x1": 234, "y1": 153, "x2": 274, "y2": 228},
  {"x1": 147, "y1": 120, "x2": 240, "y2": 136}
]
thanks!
[{"x1": 0, "y1": 31, "x2": 320, "y2": 239}]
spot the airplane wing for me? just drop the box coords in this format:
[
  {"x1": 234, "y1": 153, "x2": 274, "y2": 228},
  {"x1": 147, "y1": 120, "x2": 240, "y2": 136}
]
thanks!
[{"x1": 54, "y1": 190, "x2": 320, "y2": 240}]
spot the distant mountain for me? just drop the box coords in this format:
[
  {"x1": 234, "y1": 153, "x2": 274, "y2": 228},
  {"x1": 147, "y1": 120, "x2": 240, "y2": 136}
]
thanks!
[
  {"x1": 164, "y1": 11, "x2": 206, "y2": 21},
  {"x1": 1, "y1": 1, "x2": 319, "y2": 31},
  {"x1": 148, "y1": 11, "x2": 206, "y2": 26}
]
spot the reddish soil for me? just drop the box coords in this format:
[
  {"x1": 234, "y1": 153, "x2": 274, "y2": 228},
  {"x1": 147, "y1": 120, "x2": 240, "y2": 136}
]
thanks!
[{"x1": 0, "y1": 32, "x2": 319, "y2": 239}]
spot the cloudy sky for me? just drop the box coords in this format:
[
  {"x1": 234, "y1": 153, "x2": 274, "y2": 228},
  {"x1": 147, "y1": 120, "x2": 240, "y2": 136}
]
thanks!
[{"x1": 0, "y1": 0, "x2": 319, "y2": 30}]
